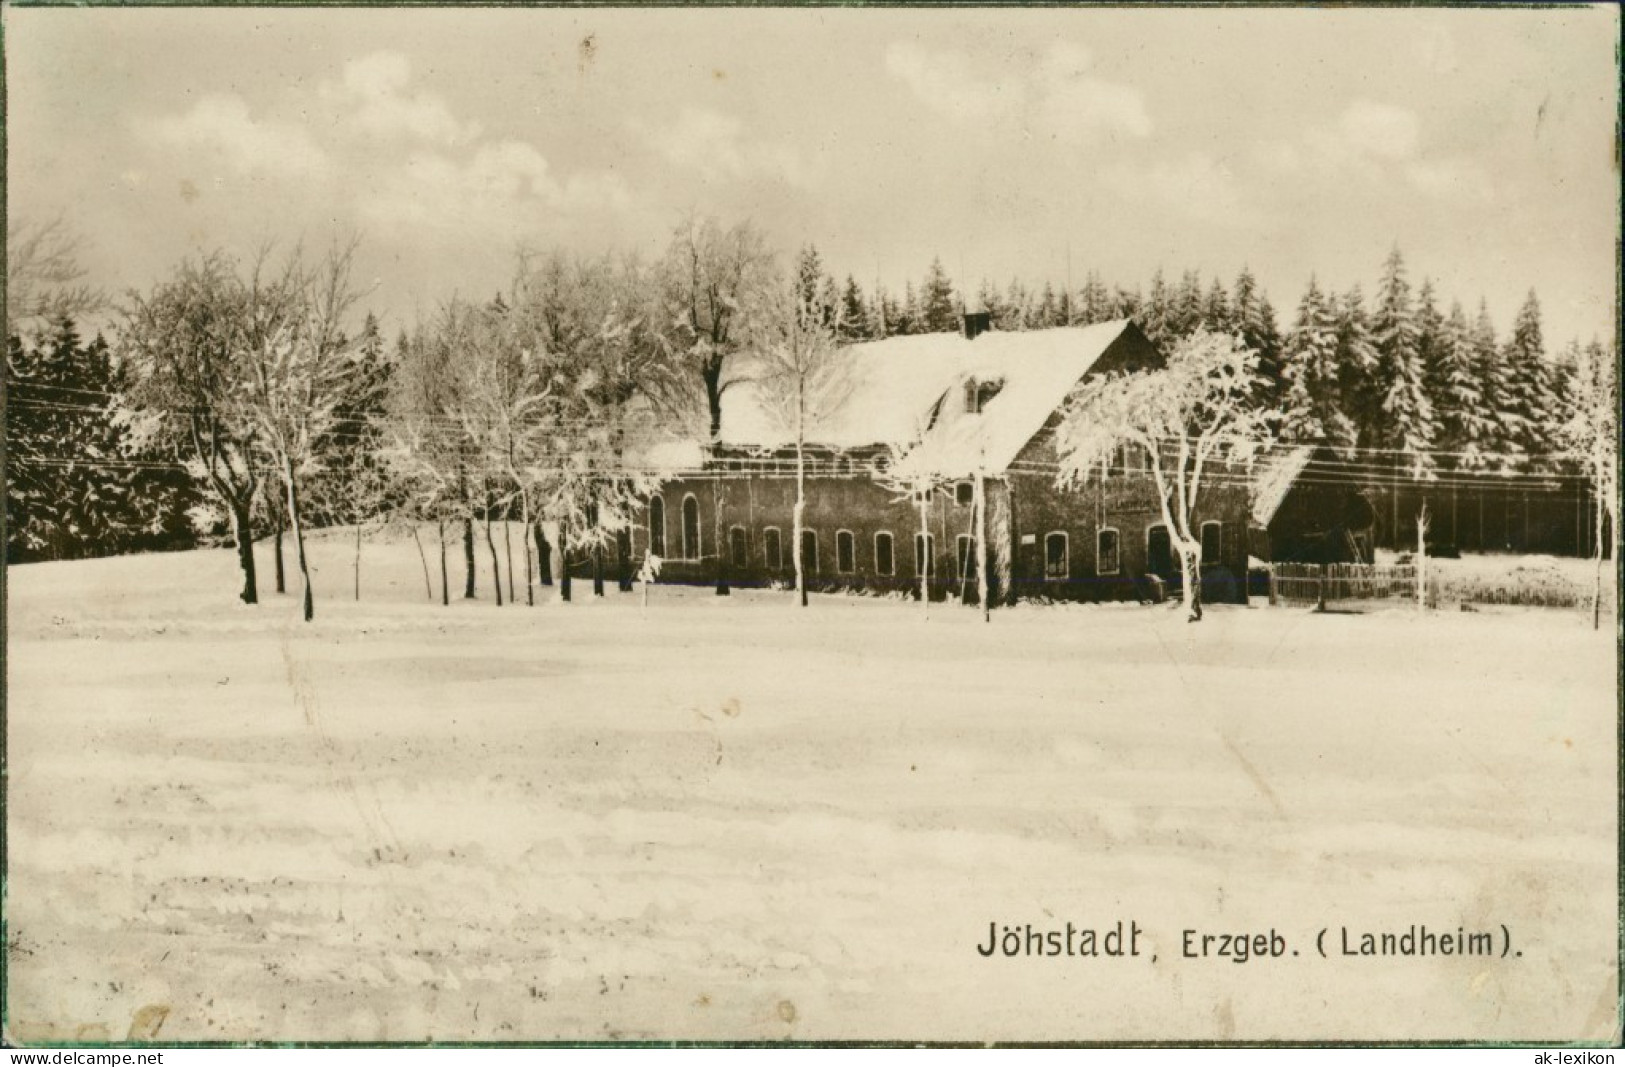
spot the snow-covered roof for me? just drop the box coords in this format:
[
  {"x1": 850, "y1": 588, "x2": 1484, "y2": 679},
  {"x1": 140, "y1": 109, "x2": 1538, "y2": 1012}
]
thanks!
[
  {"x1": 1250, "y1": 445, "x2": 1317, "y2": 527},
  {"x1": 718, "y1": 320, "x2": 1142, "y2": 476}
]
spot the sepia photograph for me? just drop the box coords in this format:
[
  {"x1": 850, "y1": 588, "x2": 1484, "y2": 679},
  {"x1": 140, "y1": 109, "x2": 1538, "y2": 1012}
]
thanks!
[{"x1": 2, "y1": 4, "x2": 1619, "y2": 1048}]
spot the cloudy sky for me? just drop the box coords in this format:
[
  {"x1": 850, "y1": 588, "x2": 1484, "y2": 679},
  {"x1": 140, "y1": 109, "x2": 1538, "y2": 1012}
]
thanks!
[{"x1": 5, "y1": 6, "x2": 1618, "y2": 346}]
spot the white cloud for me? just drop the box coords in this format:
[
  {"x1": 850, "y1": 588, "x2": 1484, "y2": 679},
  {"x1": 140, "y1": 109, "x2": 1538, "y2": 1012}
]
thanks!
[
  {"x1": 359, "y1": 140, "x2": 631, "y2": 241},
  {"x1": 1336, "y1": 100, "x2": 1420, "y2": 161},
  {"x1": 646, "y1": 107, "x2": 815, "y2": 188},
  {"x1": 320, "y1": 51, "x2": 479, "y2": 145},
  {"x1": 885, "y1": 40, "x2": 1150, "y2": 144},
  {"x1": 1107, "y1": 151, "x2": 1258, "y2": 227},
  {"x1": 1258, "y1": 99, "x2": 1490, "y2": 202},
  {"x1": 1405, "y1": 158, "x2": 1494, "y2": 202},
  {"x1": 143, "y1": 94, "x2": 330, "y2": 178}
]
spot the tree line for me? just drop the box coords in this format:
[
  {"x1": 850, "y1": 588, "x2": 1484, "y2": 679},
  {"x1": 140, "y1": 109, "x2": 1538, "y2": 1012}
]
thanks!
[{"x1": 5, "y1": 214, "x2": 1614, "y2": 624}]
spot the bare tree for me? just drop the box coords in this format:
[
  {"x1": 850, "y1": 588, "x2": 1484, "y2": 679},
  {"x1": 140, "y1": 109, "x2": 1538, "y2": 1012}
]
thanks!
[
  {"x1": 1055, "y1": 330, "x2": 1274, "y2": 622},
  {"x1": 1560, "y1": 339, "x2": 1618, "y2": 630},
  {"x1": 657, "y1": 216, "x2": 774, "y2": 441},
  {"x1": 120, "y1": 254, "x2": 263, "y2": 604},
  {"x1": 877, "y1": 424, "x2": 953, "y2": 619},
  {"x1": 750, "y1": 273, "x2": 852, "y2": 608},
  {"x1": 7, "y1": 216, "x2": 104, "y2": 338},
  {"x1": 236, "y1": 241, "x2": 366, "y2": 623}
]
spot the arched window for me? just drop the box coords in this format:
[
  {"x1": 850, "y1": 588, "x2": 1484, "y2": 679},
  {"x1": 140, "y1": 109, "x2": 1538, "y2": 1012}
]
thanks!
[
  {"x1": 729, "y1": 526, "x2": 748, "y2": 569},
  {"x1": 1045, "y1": 532, "x2": 1069, "y2": 580},
  {"x1": 956, "y1": 535, "x2": 978, "y2": 583},
  {"x1": 874, "y1": 531, "x2": 895, "y2": 576},
  {"x1": 836, "y1": 530, "x2": 856, "y2": 573},
  {"x1": 763, "y1": 527, "x2": 783, "y2": 570},
  {"x1": 801, "y1": 529, "x2": 819, "y2": 575},
  {"x1": 1096, "y1": 527, "x2": 1120, "y2": 576},
  {"x1": 914, "y1": 533, "x2": 935, "y2": 577},
  {"x1": 648, "y1": 496, "x2": 666, "y2": 557},
  {"x1": 1147, "y1": 524, "x2": 1174, "y2": 577},
  {"x1": 681, "y1": 494, "x2": 701, "y2": 561},
  {"x1": 1201, "y1": 521, "x2": 1222, "y2": 564}
]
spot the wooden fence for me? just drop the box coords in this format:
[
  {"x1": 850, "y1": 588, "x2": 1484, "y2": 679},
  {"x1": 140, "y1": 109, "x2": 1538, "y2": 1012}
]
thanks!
[{"x1": 1269, "y1": 562, "x2": 1418, "y2": 610}]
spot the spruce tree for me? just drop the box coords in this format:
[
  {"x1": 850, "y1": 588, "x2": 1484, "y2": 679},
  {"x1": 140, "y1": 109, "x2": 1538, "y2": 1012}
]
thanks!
[
  {"x1": 5, "y1": 318, "x2": 188, "y2": 562},
  {"x1": 1372, "y1": 248, "x2": 1436, "y2": 474},
  {"x1": 1231, "y1": 267, "x2": 1283, "y2": 405},
  {"x1": 1202, "y1": 277, "x2": 1232, "y2": 335},
  {"x1": 1433, "y1": 300, "x2": 1494, "y2": 471},
  {"x1": 920, "y1": 257, "x2": 958, "y2": 333},
  {"x1": 1335, "y1": 284, "x2": 1383, "y2": 450},
  {"x1": 839, "y1": 276, "x2": 870, "y2": 342},
  {"x1": 1279, "y1": 277, "x2": 1355, "y2": 449},
  {"x1": 1471, "y1": 299, "x2": 1516, "y2": 468},
  {"x1": 1504, "y1": 289, "x2": 1556, "y2": 466},
  {"x1": 1141, "y1": 270, "x2": 1172, "y2": 346}
]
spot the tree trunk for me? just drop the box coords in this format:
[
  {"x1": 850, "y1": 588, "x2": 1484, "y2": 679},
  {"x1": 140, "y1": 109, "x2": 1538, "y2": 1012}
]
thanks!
[
  {"x1": 974, "y1": 470, "x2": 989, "y2": 623},
  {"x1": 559, "y1": 521, "x2": 572, "y2": 603},
  {"x1": 593, "y1": 543, "x2": 605, "y2": 597},
  {"x1": 410, "y1": 525, "x2": 433, "y2": 601},
  {"x1": 1593, "y1": 495, "x2": 1606, "y2": 631},
  {"x1": 503, "y1": 518, "x2": 516, "y2": 604},
  {"x1": 463, "y1": 517, "x2": 476, "y2": 599},
  {"x1": 1181, "y1": 541, "x2": 1203, "y2": 622},
  {"x1": 521, "y1": 500, "x2": 534, "y2": 607},
  {"x1": 702, "y1": 358, "x2": 724, "y2": 442},
  {"x1": 617, "y1": 530, "x2": 633, "y2": 592},
  {"x1": 534, "y1": 523, "x2": 553, "y2": 586},
  {"x1": 228, "y1": 497, "x2": 258, "y2": 605},
  {"x1": 485, "y1": 513, "x2": 503, "y2": 607},
  {"x1": 918, "y1": 497, "x2": 931, "y2": 619},
  {"x1": 793, "y1": 446, "x2": 807, "y2": 608},
  {"x1": 282, "y1": 460, "x2": 314, "y2": 623},
  {"x1": 714, "y1": 478, "x2": 730, "y2": 597},
  {"x1": 438, "y1": 520, "x2": 449, "y2": 606},
  {"x1": 273, "y1": 513, "x2": 286, "y2": 595},
  {"x1": 354, "y1": 520, "x2": 363, "y2": 601}
]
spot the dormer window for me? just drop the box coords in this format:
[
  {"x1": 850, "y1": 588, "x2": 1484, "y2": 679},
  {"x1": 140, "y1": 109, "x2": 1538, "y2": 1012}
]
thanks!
[{"x1": 963, "y1": 376, "x2": 1006, "y2": 414}]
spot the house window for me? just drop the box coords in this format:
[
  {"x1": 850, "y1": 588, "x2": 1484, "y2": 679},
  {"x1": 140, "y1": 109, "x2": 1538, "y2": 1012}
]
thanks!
[
  {"x1": 836, "y1": 530, "x2": 856, "y2": 574},
  {"x1": 681, "y1": 494, "x2": 700, "y2": 561},
  {"x1": 801, "y1": 530, "x2": 819, "y2": 575},
  {"x1": 729, "y1": 526, "x2": 748, "y2": 569},
  {"x1": 914, "y1": 533, "x2": 935, "y2": 577},
  {"x1": 957, "y1": 535, "x2": 978, "y2": 583},
  {"x1": 648, "y1": 496, "x2": 666, "y2": 557},
  {"x1": 1147, "y1": 524, "x2": 1174, "y2": 577},
  {"x1": 955, "y1": 481, "x2": 974, "y2": 507},
  {"x1": 763, "y1": 527, "x2": 783, "y2": 570},
  {"x1": 963, "y1": 379, "x2": 979, "y2": 414},
  {"x1": 874, "y1": 531, "x2": 895, "y2": 577},
  {"x1": 1201, "y1": 521, "x2": 1222, "y2": 564},
  {"x1": 1123, "y1": 443, "x2": 1148, "y2": 472},
  {"x1": 1045, "y1": 532, "x2": 1069, "y2": 580},
  {"x1": 1097, "y1": 528, "x2": 1120, "y2": 576}
]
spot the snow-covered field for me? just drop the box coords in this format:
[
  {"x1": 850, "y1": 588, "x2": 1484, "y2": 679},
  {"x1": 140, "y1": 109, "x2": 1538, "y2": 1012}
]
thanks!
[{"x1": 4, "y1": 529, "x2": 1618, "y2": 1043}]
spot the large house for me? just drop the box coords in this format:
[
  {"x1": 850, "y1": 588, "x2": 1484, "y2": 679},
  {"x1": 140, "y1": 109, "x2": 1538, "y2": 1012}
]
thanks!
[{"x1": 632, "y1": 317, "x2": 1253, "y2": 604}]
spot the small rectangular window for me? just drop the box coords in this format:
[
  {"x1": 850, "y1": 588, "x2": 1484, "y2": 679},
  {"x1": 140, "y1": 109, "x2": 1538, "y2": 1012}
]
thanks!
[
  {"x1": 1097, "y1": 528, "x2": 1120, "y2": 576},
  {"x1": 955, "y1": 482, "x2": 974, "y2": 507}
]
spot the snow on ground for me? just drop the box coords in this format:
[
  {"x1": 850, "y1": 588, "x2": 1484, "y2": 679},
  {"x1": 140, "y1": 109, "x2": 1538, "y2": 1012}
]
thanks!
[{"x1": 4, "y1": 528, "x2": 1619, "y2": 1043}]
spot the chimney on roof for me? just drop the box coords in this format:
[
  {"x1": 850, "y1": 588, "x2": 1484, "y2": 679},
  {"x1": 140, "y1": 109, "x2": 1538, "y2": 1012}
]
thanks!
[{"x1": 962, "y1": 309, "x2": 991, "y2": 340}]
